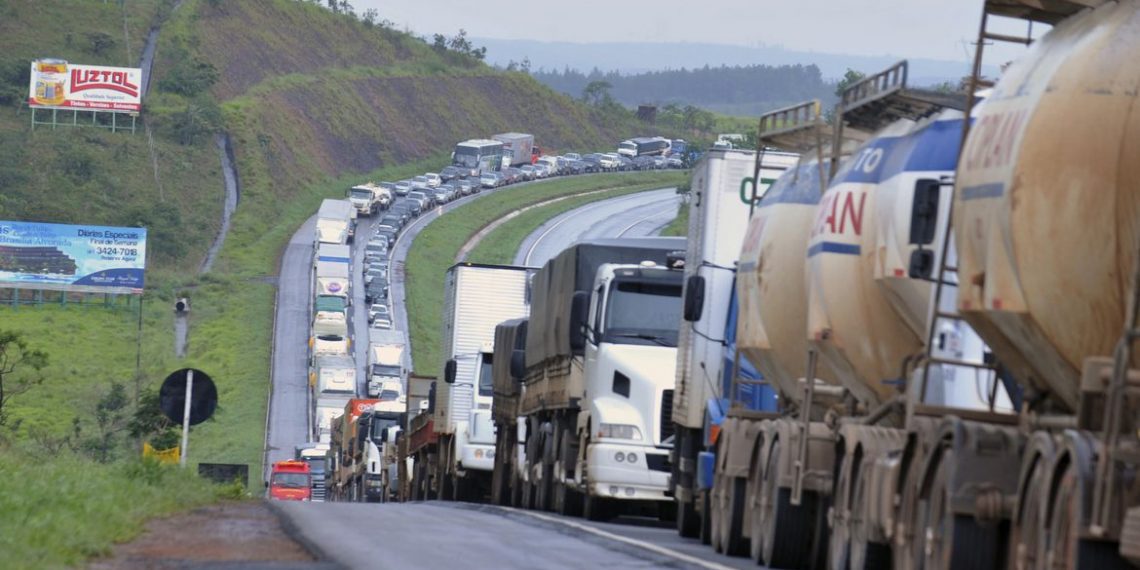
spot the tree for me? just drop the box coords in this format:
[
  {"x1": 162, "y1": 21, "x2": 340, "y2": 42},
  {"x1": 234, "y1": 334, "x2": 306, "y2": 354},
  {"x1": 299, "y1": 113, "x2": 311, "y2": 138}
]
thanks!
[
  {"x1": 431, "y1": 34, "x2": 447, "y2": 54},
  {"x1": 582, "y1": 80, "x2": 613, "y2": 106},
  {"x1": 835, "y1": 68, "x2": 866, "y2": 97},
  {"x1": 86, "y1": 32, "x2": 116, "y2": 57},
  {"x1": 0, "y1": 330, "x2": 48, "y2": 428},
  {"x1": 361, "y1": 8, "x2": 378, "y2": 27},
  {"x1": 79, "y1": 382, "x2": 130, "y2": 463}
]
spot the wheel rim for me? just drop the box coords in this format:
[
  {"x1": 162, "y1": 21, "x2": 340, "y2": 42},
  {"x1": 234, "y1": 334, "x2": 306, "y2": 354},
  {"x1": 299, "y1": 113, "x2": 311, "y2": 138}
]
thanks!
[
  {"x1": 748, "y1": 446, "x2": 768, "y2": 563},
  {"x1": 850, "y1": 461, "x2": 871, "y2": 570},
  {"x1": 1010, "y1": 456, "x2": 1047, "y2": 570},
  {"x1": 923, "y1": 452, "x2": 953, "y2": 569}
]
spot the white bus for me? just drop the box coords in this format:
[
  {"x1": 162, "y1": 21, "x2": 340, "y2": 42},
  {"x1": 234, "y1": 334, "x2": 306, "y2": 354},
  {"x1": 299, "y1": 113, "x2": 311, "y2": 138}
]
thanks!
[{"x1": 452, "y1": 139, "x2": 504, "y2": 176}]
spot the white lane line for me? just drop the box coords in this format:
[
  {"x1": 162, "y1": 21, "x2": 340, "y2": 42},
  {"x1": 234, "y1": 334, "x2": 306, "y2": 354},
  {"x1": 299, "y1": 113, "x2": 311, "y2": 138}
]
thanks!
[
  {"x1": 503, "y1": 507, "x2": 738, "y2": 570},
  {"x1": 616, "y1": 200, "x2": 681, "y2": 237}
]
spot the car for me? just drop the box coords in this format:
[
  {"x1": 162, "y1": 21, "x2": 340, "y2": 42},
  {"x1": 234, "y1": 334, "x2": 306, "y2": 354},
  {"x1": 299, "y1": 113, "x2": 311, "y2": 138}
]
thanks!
[
  {"x1": 439, "y1": 166, "x2": 464, "y2": 181},
  {"x1": 407, "y1": 191, "x2": 433, "y2": 210},
  {"x1": 599, "y1": 153, "x2": 622, "y2": 170},
  {"x1": 366, "y1": 249, "x2": 389, "y2": 264},
  {"x1": 580, "y1": 154, "x2": 604, "y2": 172},
  {"x1": 424, "y1": 173, "x2": 442, "y2": 188},
  {"x1": 519, "y1": 164, "x2": 538, "y2": 180},
  {"x1": 480, "y1": 172, "x2": 502, "y2": 188},
  {"x1": 500, "y1": 168, "x2": 522, "y2": 184},
  {"x1": 454, "y1": 178, "x2": 475, "y2": 195},
  {"x1": 563, "y1": 152, "x2": 581, "y2": 162},
  {"x1": 364, "y1": 279, "x2": 388, "y2": 304},
  {"x1": 365, "y1": 242, "x2": 387, "y2": 258},
  {"x1": 379, "y1": 214, "x2": 403, "y2": 230},
  {"x1": 533, "y1": 163, "x2": 552, "y2": 178},
  {"x1": 411, "y1": 176, "x2": 431, "y2": 190},
  {"x1": 666, "y1": 156, "x2": 683, "y2": 169},
  {"x1": 376, "y1": 228, "x2": 398, "y2": 245},
  {"x1": 368, "y1": 303, "x2": 391, "y2": 323},
  {"x1": 389, "y1": 203, "x2": 413, "y2": 223},
  {"x1": 371, "y1": 317, "x2": 393, "y2": 330},
  {"x1": 394, "y1": 180, "x2": 412, "y2": 196}
]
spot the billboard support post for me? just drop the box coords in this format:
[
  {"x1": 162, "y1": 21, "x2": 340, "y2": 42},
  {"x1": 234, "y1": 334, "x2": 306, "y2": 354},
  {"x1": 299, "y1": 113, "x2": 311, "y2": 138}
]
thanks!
[{"x1": 179, "y1": 369, "x2": 194, "y2": 468}]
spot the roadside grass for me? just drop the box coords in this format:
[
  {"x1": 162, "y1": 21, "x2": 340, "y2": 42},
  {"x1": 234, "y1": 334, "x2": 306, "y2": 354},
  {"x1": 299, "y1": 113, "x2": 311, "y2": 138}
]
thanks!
[
  {"x1": 466, "y1": 183, "x2": 682, "y2": 266},
  {"x1": 660, "y1": 201, "x2": 690, "y2": 237},
  {"x1": 405, "y1": 171, "x2": 686, "y2": 377},
  {"x1": 0, "y1": 453, "x2": 226, "y2": 570}
]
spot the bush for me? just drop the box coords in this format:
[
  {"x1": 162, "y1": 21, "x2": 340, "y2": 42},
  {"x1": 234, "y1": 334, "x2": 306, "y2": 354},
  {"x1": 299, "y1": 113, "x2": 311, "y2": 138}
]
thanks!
[{"x1": 158, "y1": 55, "x2": 219, "y2": 97}]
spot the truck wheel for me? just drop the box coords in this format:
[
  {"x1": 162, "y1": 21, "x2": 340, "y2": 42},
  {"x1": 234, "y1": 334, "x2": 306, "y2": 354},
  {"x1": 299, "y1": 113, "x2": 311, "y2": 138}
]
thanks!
[
  {"x1": 677, "y1": 495, "x2": 700, "y2": 538},
  {"x1": 584, "y1": 494, "x2": 614, "y2": 522},
  {"x1": 411, "y1": 463, "x2": 423, "y2": 501},
  {"x1": 441, "y1": 470, "x2": 455, "y2": 501},
  {"x1": 538, "y1": 437, "x2": 554, "y2": 511},
  {"x1": 700, "y1": 489, "x2": 713, "y2": 545},
  {"x1": 510, "y1": 469, "x2": 522, "y2": 507},
  {"x1": 761, "y1": 440, "x2": 817, "y2": 569},
  {"x1": 452, "y1": 473, "x2": 466, "y2": 502},
  {"x1": 829, "y1": 453, "x2": 854, "y2": 570},
  {"x1": 556, "y1": 479, "x2": 583, "y2": 517},
  {"x1": 720, "y1": 476, "x2": 749, "y2": 555}
]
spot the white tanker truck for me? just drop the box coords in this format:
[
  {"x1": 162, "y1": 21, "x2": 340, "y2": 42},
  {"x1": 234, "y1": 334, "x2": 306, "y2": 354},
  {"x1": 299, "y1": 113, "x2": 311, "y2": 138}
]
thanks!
[{"x1": 697, "y1": 2, "x2": 1140, "y2": 569}]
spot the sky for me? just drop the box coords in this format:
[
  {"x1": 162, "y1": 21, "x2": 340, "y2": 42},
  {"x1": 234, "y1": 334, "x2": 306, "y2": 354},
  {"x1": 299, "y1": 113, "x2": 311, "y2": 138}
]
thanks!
[{"x1": 353, "y1": 0, "x2": 1037, "y2": 65}]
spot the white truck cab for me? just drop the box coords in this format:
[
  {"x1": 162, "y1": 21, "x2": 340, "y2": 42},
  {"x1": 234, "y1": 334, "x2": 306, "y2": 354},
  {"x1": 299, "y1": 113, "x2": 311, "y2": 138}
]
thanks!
[{"x1": 575, "y1": 260, "x2": 684, "y2": 502}]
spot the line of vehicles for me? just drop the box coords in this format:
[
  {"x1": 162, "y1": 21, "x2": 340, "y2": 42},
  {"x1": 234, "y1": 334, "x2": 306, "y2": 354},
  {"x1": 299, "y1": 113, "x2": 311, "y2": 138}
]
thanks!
[
  {"x1": 272, "y1": 129, "x2": 693, "y2": 503},
  {"x1": 386, "y1": 2, "x2": 1140, "y2": 569}
]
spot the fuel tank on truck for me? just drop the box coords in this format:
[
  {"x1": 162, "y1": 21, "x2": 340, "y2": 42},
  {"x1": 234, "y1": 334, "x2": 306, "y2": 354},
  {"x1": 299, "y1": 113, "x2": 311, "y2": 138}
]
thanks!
[
  {"x1": 954, "y1": 1, "x2": 1140, "y2": 412},
  {"x1": 805, "y1": 109, "x2": 965, "y2": 410},
  {"x1": 737, "y1": 154, "x2": 838, "y2": 405}
]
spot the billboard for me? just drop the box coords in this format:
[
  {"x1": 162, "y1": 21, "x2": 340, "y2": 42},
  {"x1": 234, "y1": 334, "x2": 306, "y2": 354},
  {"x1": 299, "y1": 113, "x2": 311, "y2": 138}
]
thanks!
[
  {"x1": 0, "y1": 220, "x2": 147, "y2": 294},
  {"x1": 27, "y1": 59, "x2": 142, "y2": 113}
]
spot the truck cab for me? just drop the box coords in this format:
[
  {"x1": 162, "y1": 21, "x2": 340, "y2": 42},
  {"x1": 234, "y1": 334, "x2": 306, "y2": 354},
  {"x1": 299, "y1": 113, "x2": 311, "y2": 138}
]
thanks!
[
  {"x1": 577, "y1": 259, "x2": 684, "y2": 503},
  {"x1": 268, "y1": 460, "x2": 312, "y2": 501},
  {"x1": 453, "y1": 348, "x2": 497, "y2": 474},
  {"x1": 358, "y1": 410, "x2": 401, "y2": 502}
]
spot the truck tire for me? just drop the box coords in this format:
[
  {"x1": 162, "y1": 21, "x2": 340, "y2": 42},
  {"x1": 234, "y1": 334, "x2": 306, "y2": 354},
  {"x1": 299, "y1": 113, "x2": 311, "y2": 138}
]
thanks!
[
  {"x1": 700, "y1": 490, "x2": 713, "y2": 545},
  {"x1": 441, "y1": 470, "x2": 455, "y2": 501},
  {"x1": 584, "y1": 494, "x2": 614, "y2": 522},
  {"x1": 537, "y1": 436, "x2": 554, "y2": 511},
  {"x1": 411, "y1": 462, "x2": 423, "y2": 501},
  {"x1": 719, "y1": 476, "x2": 749, "y2": 556},
  {"x1": 452, "y1": 473, "x2": 467, "y2": 502},
  {"x1": 761, "y1": 440, "x2": 817, "y2": 569},
  {"x1": 510, "y1": 469, "x2": 523, "y2": 508},
  {"x1": 710, "y1": 473, "x2": 725, "y2": 553},
  {"x1": 677, "y1": 494, "x2": 700, "y2": 538}
]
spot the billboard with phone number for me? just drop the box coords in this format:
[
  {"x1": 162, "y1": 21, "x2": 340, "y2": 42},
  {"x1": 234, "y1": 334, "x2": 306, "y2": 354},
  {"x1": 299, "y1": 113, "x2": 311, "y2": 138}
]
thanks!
[
  {"x1": 0, "y1": 220, "x2": 146, "y2": 294},
  {"x1": 27, "y1": 59, "x2": 142, "y2": 113}
]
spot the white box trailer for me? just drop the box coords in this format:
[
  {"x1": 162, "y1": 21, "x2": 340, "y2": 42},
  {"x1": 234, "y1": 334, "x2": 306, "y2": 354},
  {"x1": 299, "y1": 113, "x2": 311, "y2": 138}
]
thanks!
[
  {"x1": 315, "y1": 199, "x2": 356, "y2": 245},
  {"x1": 492, "y1": 132, "x2": 534, "y2": 167},
  {"x1": 315, "y1": 244, "x2": 351, "y2": 299},
  {"x1": 669, "y1": 147, "x2": 798, "y2": 528},
  {"x1": 368, "y1": 329, "x2": 407, "y2": 397},
  {"x1": 417, "y1": 263, "x2": 535, "y2": 500}
]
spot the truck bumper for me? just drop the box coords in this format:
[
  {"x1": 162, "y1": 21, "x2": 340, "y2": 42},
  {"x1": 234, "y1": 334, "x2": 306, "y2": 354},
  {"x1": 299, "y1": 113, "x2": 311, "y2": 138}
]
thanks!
[
  {"x1": 587, "y1": 442, "x2": 670, "y2": 501},
  {"x1": 459, "y1": 442, "x2": 495, "y2": 472}
]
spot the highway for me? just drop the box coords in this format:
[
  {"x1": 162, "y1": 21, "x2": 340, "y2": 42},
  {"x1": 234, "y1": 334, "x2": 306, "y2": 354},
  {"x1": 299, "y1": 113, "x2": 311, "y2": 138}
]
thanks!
[
  {"x1": 514, "y1": 188, "x2": 681, "y2": 266},
  {"x1": 264, "y1": 178, "x2": 760, "y2": 570}
]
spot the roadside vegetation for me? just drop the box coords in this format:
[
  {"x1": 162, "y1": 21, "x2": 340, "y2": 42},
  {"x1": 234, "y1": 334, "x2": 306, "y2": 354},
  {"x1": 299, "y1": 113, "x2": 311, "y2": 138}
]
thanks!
[{"x1": 405, "y1": 171, "x2": 686, "y2": 377}]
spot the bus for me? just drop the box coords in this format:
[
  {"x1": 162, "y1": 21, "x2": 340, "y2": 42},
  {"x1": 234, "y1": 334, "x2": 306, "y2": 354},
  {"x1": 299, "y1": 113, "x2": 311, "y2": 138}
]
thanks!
[
  {"x1": 451, "y1": 139, "x2": 504, "y2": 176},
  {"x1": 617, "y1": 136, "x2": 671, "y2": 158}
]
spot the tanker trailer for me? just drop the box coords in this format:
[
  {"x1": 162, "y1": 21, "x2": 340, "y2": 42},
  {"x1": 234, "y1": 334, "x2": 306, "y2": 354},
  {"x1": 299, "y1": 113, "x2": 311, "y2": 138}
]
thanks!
[{"x1": 950, "y1": 2, "x2": 1140, "y2": 567}]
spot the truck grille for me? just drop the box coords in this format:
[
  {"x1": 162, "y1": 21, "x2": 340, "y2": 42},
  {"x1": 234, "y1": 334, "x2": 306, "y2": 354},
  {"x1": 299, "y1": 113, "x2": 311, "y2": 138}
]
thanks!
[{"x1": 660, "y1": 389, "x2": 675, "y2": 443}]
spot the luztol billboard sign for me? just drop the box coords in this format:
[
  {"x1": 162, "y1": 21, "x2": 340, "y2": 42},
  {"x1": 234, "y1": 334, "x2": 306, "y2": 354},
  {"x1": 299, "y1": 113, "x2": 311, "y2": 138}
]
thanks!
[
  {"x1": 0, "y1": 220, "x2": 147, "y2": 295},
  {"x1": 27, "y1": 59, "x2": 143, "y2": 113}
]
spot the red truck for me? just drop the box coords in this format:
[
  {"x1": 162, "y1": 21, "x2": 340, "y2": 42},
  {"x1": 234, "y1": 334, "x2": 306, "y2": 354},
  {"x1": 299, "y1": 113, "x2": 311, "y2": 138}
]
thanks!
[{"x1": 268, "y1": 460, "x2": 312, "y2": 501}]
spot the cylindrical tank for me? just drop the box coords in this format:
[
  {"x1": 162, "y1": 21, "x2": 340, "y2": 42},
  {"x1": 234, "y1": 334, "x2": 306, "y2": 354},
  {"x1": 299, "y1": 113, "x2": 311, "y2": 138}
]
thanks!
[
  {"x1": 806, "y1": 109, "x2": 965, "y2": 409},
  {"x1": 954, "y1": 1, "x2": 1140, "y2": 412},
  {"x1": 738, "y1": 154, "x2": 838, "y2": 404}
]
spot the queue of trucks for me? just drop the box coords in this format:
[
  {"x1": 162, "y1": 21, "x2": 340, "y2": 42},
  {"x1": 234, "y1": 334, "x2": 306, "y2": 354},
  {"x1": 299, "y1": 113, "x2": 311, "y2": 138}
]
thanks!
[{"x1": 384, "y1": 2, "x2": 1140, "y2": 568}]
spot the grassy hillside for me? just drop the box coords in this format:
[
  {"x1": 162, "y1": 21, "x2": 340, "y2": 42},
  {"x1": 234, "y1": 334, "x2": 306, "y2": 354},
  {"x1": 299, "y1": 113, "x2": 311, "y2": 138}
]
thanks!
[{"x1": 0, "y1": 0, "x2": 672, "y2": 480}]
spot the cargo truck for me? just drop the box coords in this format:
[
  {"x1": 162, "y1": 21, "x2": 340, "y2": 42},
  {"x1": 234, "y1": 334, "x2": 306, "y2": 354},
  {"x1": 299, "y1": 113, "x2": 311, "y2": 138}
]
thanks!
[
  {"x1": 268, "y1": 460, "x2": 312, "y2": 501},
  {"x1": 367, "y1": 329, "x2": 406, "y2": 398},
  {"x1": 315, "y1": 199, "x2": 356, "y2": 246},
  {"x1": 314, "y1": 244, "x2": 351, "y2": 300},
  {"x1": 492, "y1": 132, "x2": 534, "y2": 168},
  {"x1": 312, "y1": 294, "x2": 348, "y2": 337},
  {"x1": 314, "y1": 395, "x2": 351, "y2": 444},
  {"x1": 495, "y1": 238, "x2": 686, "y2": 520},
  {"x1": 668, "y1": 147, "x2": 798, "y2": 538},
  {"x1": 294, "y1": 443, "x2": 330, "y2": 501},
  {"x1": 327, "y1": 398, "x2": 384, "y2": 502},
  {"x1": 347, "y1": 182, "x2": 391, "y2": 217},
  {"x1": 406, "y1": 263, "x2": 534, "y2": 502},
  {"x1": 311, "y1": 354, "x2": 356, "y2": 397},
  {"x1": 489, "y1": 318, "x2": 529, "y2": 507}
]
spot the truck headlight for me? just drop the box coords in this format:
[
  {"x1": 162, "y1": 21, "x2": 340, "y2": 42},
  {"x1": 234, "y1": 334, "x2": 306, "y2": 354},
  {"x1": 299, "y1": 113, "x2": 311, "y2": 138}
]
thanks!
[{"x1": 597, "y1": 423, "x2": 642, "y2": 441}]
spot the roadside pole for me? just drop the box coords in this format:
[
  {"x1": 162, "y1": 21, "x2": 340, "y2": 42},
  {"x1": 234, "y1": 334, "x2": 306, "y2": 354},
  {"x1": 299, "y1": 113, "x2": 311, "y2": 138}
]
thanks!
[{"x1": 179, "y1": 369, "x2": 194, "y2": 467}]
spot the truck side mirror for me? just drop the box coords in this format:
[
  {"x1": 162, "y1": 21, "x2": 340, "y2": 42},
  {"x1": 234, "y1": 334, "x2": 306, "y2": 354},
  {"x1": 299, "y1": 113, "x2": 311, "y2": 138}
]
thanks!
[
  {"x1": 683, "y1": 275, "x2": 705, "y2": 322},
  {"x1": 569, "y1": 291, "x2": 590, "y2": 354},
  {"x1": 427, "y1": 382, "x2": 436, "y2": 413},
  {"x1": 443, "y1": 359, "x2": 457, "y2": 384},
  {"x1": 380, "y1": 428, "x2": 389, "y2": 441},
  {"x1": 510, "y1": 349, "x2": 527, "y2": 382},
  {"x1": 909, "y1": 179, "x2": 941, "y2": 246}
]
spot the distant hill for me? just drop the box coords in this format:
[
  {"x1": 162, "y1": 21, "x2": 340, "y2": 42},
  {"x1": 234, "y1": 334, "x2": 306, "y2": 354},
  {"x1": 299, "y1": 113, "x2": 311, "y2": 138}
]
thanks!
[
  {"x1": 475, "y1": 38, "x2": 996, "y2": 87},
  {"x1": 531, "y1": 65, "x2": 837, "y2": 117}
]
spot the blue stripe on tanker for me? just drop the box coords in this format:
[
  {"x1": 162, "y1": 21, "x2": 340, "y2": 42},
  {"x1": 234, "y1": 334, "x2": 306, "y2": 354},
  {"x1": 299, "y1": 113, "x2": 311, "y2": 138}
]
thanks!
[
  {"x1": 807, "y1": 242, "x2": 862, "y2": 258},
  {"x1": 832, "y1": 118, "x2": 964, "y2": 185},
  {"x1": 318, "y1": 256, "x2": 351, "y2": 263}
]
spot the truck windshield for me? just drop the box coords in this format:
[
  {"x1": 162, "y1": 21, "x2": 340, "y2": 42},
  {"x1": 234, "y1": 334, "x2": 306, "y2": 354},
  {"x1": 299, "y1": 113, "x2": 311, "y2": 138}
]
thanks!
[
  {"x1": 350, "y1": 189, "x2": 372, "y2": 200},
  {"x1": 478, "y1": 353, "x2": 493, "y2": 397},
  {"x1": 271, "y1": 473, "x2": 310, "y2": 488},
  {"x1": 370, "y1": 414, "x2": 399, "y2": 440},
  {"x1": 604, "y1": 279, "x2": 682, "y2": 347},
  {"x1": 372, "y1": 364, "x2": 401, "y2": 378}
]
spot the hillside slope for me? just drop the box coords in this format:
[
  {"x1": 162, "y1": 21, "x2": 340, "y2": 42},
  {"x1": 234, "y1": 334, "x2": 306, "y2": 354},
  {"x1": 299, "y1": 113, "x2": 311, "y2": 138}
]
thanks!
[{"x1": 0, "y1": 0, "x2": 667, "y2": 478}]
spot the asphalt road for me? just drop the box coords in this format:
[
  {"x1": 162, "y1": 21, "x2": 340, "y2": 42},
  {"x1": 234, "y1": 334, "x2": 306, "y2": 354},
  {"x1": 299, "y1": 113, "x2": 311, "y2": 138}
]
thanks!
[
  {"x1": 276, "y1": 501, "x2": 737, "y2": 570},
  {"x1": 514, "y1": 188, "x2": 681, "y2": 266}
]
